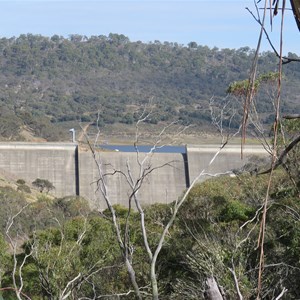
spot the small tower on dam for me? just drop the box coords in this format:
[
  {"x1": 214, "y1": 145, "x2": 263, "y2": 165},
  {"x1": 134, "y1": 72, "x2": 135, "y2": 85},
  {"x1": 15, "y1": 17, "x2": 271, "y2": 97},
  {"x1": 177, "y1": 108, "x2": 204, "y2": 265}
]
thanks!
[{"x1": 69, "y1": 128, "x2": 76, "y2": 143}]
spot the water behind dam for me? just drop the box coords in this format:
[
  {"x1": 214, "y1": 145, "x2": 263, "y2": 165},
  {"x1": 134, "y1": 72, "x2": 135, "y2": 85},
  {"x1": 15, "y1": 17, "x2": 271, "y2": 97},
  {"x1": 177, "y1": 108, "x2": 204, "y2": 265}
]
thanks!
[{"x1": 99, "y1": 145, "x2": 186, "y2": 153}]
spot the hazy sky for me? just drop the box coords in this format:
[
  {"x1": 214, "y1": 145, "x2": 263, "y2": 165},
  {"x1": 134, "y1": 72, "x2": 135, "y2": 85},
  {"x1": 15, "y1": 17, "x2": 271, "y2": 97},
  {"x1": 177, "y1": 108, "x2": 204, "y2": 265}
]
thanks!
[{"x1": 0, "y1": 0, "x2": 298, "y2": 54}]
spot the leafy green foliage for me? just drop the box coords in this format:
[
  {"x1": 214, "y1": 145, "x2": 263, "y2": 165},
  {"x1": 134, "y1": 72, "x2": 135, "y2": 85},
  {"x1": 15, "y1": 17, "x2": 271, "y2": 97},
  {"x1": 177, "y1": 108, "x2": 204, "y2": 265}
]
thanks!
[
  {"x1": 226, "y1": 72, "x2": 280, "y2": 97},
  {"x1": 0, "y1": 186, "x2": 29, "y2": 234},
  {"x1": 32, "y1": 178, "x2": 54, "y2": 193},
  {"x1": 167, "y1": 165, "x2": 300, "y2": 298},
  {"x1": 1, "y1": 146, "x2": 300, "y2": 298},
  {"x1": 17, "y1": 184, "x2": 31, "y2": 193},
  {"x1": 18, "y1": 217, "x2": 124, "y2": 299},
  {"x1": 0, "y1": 233, "x2": 10, "y2": 288},
  {"x1": 16, "y1": 179, "x2": 25, "y2": 185},
  {"x1": 227, "y1": 78, "x2": 259, "y2": 97},
  {"x1": 279, "y1": 119, "x2": 300, "y2": 194},
  {"x1": 16, "y1": 179, "x2": 31, "y2": 194}
]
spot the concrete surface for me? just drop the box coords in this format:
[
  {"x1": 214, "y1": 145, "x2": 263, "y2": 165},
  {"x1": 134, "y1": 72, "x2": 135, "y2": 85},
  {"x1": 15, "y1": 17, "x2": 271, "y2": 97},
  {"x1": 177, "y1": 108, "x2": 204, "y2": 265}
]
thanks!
[
  {"x1": 0, "y1": 143, "x2": 269, "y2": 209},
  {"x1": 0, "y1": 143, "x2": 77, "y2": 197},
  {"x1": 79, "y1": 149, "x2": 187, "y2": 209},
  {"x1": 186, "y1": 144, "x2": 268, "y2": 184}
]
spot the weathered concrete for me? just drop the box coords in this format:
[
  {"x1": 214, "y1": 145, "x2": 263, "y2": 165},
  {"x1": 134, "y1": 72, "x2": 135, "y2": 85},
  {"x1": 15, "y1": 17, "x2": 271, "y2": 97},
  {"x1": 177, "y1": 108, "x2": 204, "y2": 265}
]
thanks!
[
  {"x1": 0, "y1": 143, "x2": 269, "y2": 209},
  {"x1": 0, "y1": 143, "x2": 77, "y2": 197},
  {"x1": 186, "y1": 144, "x2": 268, "y2": 184},
  {"x1": 78, "y1": 148, "x2": 187, "y2": 209},
  {"x1": 75, "y1": 144, "x2": 269, "y2": 209}
]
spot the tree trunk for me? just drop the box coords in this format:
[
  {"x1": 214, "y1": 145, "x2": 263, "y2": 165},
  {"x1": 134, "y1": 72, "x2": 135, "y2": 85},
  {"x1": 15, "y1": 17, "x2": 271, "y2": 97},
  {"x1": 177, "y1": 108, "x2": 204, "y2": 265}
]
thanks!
[{"x1": 205, "y1": 277, "x2": 224, "y2": 300}]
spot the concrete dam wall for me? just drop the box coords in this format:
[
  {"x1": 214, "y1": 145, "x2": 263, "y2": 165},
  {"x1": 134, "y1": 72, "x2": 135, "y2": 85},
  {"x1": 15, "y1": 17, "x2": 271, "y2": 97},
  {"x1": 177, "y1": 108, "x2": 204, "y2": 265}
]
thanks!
[
  {"x1": 0, "y1": 143, "x2": 268, "y2": 209},
  {"x1": 0, "y1": 143, "x2": 77, "y2": 196},
  {"x1": 79, "y1": 149, "x2": 188, "y2": 208}
]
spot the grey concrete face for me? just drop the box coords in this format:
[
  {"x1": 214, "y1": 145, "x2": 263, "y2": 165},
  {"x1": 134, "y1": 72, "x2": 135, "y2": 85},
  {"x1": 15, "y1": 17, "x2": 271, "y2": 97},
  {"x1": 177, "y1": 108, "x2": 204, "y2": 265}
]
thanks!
[
  {"x1": 186, "y1": 144, "x2": 269, "y2": 184},
  {"x1": 79, "y1": 149, "x2": 187, "y2": 210},
  {"x1": 0, "y1": 143, "x2": 77, "y2": 197},
  {"x1": 0, "y1": 143, "x2": 270, "y2": 209}
]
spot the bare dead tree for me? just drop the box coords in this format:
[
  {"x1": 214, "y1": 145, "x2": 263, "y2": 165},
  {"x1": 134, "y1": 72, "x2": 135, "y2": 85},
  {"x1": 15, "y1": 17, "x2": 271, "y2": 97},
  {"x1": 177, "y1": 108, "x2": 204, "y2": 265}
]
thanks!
[
  {"x1": 243, "y1": 0, "x2": 296, "y2": 298},
  {"x1": 83, "y1": 97, "x2": 244, "y2": 300},
  {"x1": 209, "y1": 95, "x2": 241, "y2": 143}
]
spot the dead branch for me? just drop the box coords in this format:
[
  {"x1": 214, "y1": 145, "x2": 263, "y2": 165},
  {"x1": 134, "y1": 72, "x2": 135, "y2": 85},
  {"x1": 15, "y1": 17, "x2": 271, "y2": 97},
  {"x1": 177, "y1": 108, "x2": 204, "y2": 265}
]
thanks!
[
  {"x1": 60, "y1": 273, "x2": 82, "y2": 300},
  {"x1": 246, "y1": 6, "x2": 300, "y2": 64},
  {"x1": 150, "y1": 140, "x2": 231, "y2": 300},
  {"x1": 282, "y1": 114, "x2": 300, "y2": 119},
  {"x1": 5, "y1": 203, "x2": 31, "y2": 300},
  {"x1": 258, "y1": 134, "x2": 300, "y2": 175},
  {"x1": 241, "y1": 0, "x2": 267, "y2": 154},
  {"x1": 274, "y1": 287, "x2": 288, "y2": 300},
  {"x1": 84, "y1": 97, "x2": 241, "y2": 299},
  {"x1": 0, "y1": 287, "x2": 32, "y2": 300},
  {"x1": 245, "y1": 1, "x2": 287, "y2": 296},
  {"x1": 83, "y1": 127, "x2": 143, "y2": 300},
  {"x1": 229, "y1": 263, "x2": 243, "y2": 300}
]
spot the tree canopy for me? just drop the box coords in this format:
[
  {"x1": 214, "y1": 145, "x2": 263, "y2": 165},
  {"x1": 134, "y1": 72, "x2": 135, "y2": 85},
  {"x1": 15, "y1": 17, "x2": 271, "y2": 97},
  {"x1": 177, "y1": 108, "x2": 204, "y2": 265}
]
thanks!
[{"x1": 1, "y1": 151, "x2": 300, "y2": 298}]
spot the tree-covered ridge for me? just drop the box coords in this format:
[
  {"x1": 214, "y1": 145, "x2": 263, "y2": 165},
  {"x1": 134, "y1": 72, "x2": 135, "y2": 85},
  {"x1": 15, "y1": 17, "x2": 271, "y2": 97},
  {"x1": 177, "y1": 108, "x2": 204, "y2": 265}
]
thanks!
[{"x1": 0, "y1": 33, "x2": 299, "y2": 140}]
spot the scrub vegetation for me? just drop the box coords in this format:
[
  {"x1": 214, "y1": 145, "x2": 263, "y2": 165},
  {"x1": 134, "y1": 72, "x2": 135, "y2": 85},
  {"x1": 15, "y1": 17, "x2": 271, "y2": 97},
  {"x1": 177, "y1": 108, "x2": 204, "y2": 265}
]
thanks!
[
  {"x1": 0, "y1": 34, "x2": 299, "y2": 141},
  {"x1": 0, "y1": 133, "x2": 299, "y2": 299}
]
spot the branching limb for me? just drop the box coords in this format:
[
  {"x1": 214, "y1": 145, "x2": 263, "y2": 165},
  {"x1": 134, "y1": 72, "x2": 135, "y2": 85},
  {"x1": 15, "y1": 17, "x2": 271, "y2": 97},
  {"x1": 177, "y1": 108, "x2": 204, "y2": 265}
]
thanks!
[
  {"x1": 258, "y1": 134, "x2": 300, "y2": 175},
  {"x1": 5, "y1": 204, "x2": 31, "y2": 300},
  {"x1": 229, "y1": 262, "x2": 243, "y2": 300},
  {"x1": 246, "y1": 6, "x2": 300, "y2": 64},
  {"x1": 282, "y1": 114, "x2": 300, "y2": 119},
  {"x1": 0, "y1": 287, "x2": 32, "y2": 300},
  {"x1": 83, "y1": 127, "x2": 142, "y2": 299},
  {"x1": 86, "y1": 100, "x2": 239, "y2": 299},
  {"x1": 150, "y1": 139, "x2": 231, "y2": 299},
  {"x1": 274, "y1": 287, "x2": 288, "y2": 300},
  {"x1": 60, "y1": 273, "x2": 82, "y2": 300}
]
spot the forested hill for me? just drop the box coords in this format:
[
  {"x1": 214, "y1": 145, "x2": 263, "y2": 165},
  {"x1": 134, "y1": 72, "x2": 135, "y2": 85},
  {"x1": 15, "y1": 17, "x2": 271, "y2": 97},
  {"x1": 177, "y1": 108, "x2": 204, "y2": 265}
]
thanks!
[{"x1": 0, "y1": 33, "x2": 299, "y2": 141}]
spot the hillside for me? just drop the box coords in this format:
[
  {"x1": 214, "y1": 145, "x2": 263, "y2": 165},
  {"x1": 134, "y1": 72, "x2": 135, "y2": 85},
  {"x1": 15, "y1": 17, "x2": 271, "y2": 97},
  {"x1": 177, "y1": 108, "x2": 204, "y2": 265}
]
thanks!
[{"x1": 0, "y1": 33, "x2": 299, "y2": 141}]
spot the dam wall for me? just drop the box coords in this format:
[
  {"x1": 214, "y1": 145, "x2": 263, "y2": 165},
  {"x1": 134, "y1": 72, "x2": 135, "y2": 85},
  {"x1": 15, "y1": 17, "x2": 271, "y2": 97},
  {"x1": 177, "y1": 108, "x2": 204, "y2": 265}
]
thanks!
[
  {"x1": 187, "y1": 145, "x2": 268, "y2": 184},
  {"x1": 0, "y1": 143, "x2": 77, "y2": 197},
  {"x1": 0, "y1": 143, "x2": 268, "y2": 209},
  {"x1": 79, "y1": 149, "x2": 188, "y2": 209}
]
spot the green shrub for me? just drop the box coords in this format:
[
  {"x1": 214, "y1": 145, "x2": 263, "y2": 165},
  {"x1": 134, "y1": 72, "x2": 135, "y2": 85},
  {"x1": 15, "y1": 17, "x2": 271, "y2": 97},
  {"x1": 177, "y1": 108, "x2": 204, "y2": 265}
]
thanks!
[
  {"x1": 17, "y1": 184, "x2": 31, "y2": 194},
  {"x1": 32, "y1": 178, "x2": 55, "y2": 193},
  {"x1": 16, "y1": 179, "x2": 26, "y2": 185},
  {"x1": 219, "y1": 200, "x2": 253, "y2": 222}
]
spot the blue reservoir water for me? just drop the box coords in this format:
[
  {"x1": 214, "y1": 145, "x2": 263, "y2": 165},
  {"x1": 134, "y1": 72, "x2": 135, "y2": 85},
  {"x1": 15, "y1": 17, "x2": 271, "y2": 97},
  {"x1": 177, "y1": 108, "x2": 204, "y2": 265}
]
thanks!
[{"x1": 99, "y1": 145, "x2": 186, "y2": 153}]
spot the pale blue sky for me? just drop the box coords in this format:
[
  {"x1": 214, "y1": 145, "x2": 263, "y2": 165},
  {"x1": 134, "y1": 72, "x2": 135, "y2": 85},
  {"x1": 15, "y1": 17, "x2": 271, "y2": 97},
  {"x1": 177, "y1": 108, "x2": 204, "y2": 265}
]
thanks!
[{"x1": 0, "y1": 0, "x2": 298, "y2": 54}]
